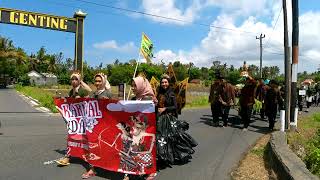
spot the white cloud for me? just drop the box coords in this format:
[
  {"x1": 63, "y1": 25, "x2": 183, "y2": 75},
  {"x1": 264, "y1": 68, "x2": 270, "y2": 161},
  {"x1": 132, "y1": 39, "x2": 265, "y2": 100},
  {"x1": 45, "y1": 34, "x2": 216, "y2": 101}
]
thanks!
[
  {"x1": 107, "y1": 101, "x2": 155, "y2": 113},
  {"x1": 141, "y1": 0, "x2": 202, "y2": 25},
  {"x1": 93, "y1": 40, "x2": 137, "y2": 53},
  {"x1": 152, "y1": 2, "x2": 320, "y2": 73},
  {"x1": 140, "y1": 0, "x2": 272, "y2": 25}
]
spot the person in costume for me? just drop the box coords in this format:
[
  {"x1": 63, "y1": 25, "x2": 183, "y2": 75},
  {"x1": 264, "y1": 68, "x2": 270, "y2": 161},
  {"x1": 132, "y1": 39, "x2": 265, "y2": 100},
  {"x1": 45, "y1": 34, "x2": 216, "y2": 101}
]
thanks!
[
  {"x1": 56, "y1": 71, "x2": 91, "y2": 166},
  {"x1": 81, "y1": 72, "x2": 112, "y2": 179},
  {"x1": 156, "y1": 74, "x2": 197, "y2": 166},
  {"x1": 217, "y1": 75, "x2": 235, "y2": 127},
  {"x1": 209, "y1": 76, "x2": 222, "y2": 126},
  {"x1": 264, "y1": 80, "x2": 282, "y2": 130},
  {"x1": 239, "y1": 75, "x2": 257, "y2": 131}
]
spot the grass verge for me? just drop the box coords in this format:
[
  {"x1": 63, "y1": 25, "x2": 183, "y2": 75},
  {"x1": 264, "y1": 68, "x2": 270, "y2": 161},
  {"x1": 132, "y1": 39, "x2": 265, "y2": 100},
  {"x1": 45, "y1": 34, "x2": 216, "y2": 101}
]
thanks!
[
  {"x1": 287, "y1": 112, "x2": 320, "y2": 177},
  {"x1": 15, "y1": 85, "x2": 58, "y2": 113},
  {"x1": 185, "y1": 95, "x2": 209, "y2": 109}
]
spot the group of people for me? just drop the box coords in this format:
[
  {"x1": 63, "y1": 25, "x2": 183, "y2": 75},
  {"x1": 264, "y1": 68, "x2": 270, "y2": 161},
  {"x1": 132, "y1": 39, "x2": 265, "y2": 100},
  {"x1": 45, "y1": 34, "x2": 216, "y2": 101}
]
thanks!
[
  {"x1": 298, "y1": 86, "x2": 320, "y2": 112},
  {"x1": 209, "y1": 74, "x2": 283, "y2": 131},
  {"x1": 55, "y1": 71, "x2": 197, "y2": 180}
]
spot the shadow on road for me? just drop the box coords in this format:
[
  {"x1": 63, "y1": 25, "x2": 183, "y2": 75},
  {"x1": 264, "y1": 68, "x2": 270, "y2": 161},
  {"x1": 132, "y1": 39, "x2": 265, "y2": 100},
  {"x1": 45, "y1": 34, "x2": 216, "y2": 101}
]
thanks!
[{"x1": 200, "y1": 114, "x2": 271, "y2": 135}]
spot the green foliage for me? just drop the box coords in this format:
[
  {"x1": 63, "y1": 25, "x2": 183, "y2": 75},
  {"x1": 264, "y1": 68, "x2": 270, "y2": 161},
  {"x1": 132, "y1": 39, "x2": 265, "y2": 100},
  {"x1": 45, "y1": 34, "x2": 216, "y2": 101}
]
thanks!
[
  {"x1": 109, "y1": 64, "x2": 135, "y2": 85},
  {"x1": 253, "y1": 99, "x2": 263, "y2": 113},
  {"x1": 204, "y1": 80, "x2": 212, "y2": 87},
  {"x1": 251, "y1": 147, "x2": 266, "y2": 157},
  {"x1": 305, "y1": 129, "x2": 320, "y2": 176},
  {"x1": 15, "y1": 85, "x2": 58, "y2": 113},
  {"x1": 18, "y1": 74, "x2": 30, "y2": 86},
  {"x1": 189, "y1": 67, "x2": 201, "y2": 80},
  {"x1": 226, "y1": 70, "x2": 240, "y2": 85}
]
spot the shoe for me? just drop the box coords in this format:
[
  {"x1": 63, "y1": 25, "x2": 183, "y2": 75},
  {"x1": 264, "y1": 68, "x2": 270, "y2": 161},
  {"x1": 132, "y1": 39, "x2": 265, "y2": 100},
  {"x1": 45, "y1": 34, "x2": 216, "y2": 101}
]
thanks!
[
  {"x1": 146, "y1": 173, "x2": 157, "y2": 180},
  {"x1": 55, "y1": 157, "x2": 70, "y2": 166},
  {"x1": 81, "y1": 171, "x2": 96, "y2": 179},
  {"x1": 242, "y1": 128, "x2": 248, "y2": 131}
]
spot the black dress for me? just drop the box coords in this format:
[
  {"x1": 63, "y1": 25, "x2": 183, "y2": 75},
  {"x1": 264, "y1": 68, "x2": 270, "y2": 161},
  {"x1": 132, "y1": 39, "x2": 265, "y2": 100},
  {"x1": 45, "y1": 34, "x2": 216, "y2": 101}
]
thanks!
[{"x1": 156, "y1": 87, "x2": 197, "y2": 165}]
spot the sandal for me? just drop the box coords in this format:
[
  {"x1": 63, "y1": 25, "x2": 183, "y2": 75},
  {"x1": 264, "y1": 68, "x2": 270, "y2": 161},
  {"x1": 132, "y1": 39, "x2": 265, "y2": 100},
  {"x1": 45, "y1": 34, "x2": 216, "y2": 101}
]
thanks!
[
  {"x1": 81, "y1": 171, "x2": 96, "y2": 179},
  {"x1": 146, "y1": 173, "x2": 157, "y2": 180},
  {"x1": 123, "y1": 174, "x2": 129, "y2": 180},
  {"x1": 55, "y1": 157, "x2": 70, "y2": 166}
]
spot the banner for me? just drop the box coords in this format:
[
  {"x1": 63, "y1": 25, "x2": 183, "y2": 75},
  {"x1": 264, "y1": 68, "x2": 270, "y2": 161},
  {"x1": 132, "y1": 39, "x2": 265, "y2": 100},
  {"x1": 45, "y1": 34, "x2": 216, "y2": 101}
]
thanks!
[
  {"x1": 54, "y1": 98, "x2": 156, "y2": 175},
  {"x1": 140, "y1": 33, "x2": 153, "y2": 64}
]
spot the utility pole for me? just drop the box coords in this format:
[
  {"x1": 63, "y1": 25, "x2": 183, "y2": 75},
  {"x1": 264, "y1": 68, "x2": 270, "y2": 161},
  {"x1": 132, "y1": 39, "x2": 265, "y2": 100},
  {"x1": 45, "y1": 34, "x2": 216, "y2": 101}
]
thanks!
[
  {"x1": 283, "y1": 0, "x2": 291, "y2": 130},
  {"x1": 290, "y1": 0, "x2": 299, "y2": 129},
  {"x1": 256, "y1": 34, "x2": 266, "y2": 78}
]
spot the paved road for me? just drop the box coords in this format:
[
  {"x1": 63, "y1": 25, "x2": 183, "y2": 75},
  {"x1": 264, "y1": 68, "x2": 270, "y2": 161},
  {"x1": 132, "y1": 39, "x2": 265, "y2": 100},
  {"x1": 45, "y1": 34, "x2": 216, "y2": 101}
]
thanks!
[{"x1": 0, "y1": 88, "x2": 270, "y2": 180}]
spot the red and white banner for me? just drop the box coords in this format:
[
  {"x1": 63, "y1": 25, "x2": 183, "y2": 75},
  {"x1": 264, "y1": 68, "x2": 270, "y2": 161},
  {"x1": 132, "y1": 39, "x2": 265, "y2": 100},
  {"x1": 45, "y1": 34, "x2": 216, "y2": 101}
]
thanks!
[{"x1": 54, "y1": 98, "x2": 156, "y2": 175}]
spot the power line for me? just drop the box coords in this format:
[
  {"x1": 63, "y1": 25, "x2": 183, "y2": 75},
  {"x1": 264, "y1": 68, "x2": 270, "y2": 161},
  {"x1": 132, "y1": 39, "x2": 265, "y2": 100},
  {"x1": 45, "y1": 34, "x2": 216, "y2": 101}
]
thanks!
[
  {"x1": 68, "y1": 0, "x2": 258, "y2": 35},
  {"x1": 263, "y1": 7, "x2": 283, "y2": 49}
]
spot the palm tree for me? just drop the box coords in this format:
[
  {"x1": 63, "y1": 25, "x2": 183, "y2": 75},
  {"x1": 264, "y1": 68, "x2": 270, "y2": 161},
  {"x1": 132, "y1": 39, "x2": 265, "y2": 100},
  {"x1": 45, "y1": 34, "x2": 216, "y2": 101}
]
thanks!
[{"x1": 47, "y1": 55, "x2": 57, "y2": 73}]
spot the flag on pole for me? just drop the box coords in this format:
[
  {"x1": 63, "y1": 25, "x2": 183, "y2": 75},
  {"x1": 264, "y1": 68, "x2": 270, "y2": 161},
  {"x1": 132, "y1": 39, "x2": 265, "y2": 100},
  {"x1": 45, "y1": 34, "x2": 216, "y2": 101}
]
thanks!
[
  {"x1": 166, "y1": 63, "x2": 177, "y2": 86},
  {"x1": 140, "y1": 33, "x2": 153, "y2": 64}
]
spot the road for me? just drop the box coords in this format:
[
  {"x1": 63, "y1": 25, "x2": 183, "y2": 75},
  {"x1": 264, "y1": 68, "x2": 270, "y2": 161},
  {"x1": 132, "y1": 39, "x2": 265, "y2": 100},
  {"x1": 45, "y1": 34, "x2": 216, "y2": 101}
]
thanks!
[{"x1": 0, "y1": 88, "x2": 269, "y2": 180}]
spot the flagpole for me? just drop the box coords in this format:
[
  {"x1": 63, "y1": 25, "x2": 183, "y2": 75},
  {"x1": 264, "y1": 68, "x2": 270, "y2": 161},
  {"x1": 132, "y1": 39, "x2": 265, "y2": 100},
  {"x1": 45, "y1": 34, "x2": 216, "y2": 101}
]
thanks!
[{"x1": 127, "y1": 52, "x2": 141, "y2": 100}]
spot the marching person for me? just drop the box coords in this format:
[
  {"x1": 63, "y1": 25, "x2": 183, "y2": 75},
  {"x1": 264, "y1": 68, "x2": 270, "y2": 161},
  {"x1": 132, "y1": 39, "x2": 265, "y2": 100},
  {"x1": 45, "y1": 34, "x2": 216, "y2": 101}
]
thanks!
[
  {"x1": 124, "y1": 75, "x2": 157, "y2": 180},
  {"x1": 218, "y1": 77, "x2": 236, "y2": 127},
  {"x1": 239, "y1": 76, "x2": 257, "y2": 131},
  {"x1": 81, "y1": 72, "x2": 112, "y2": 179},
  {"x1": 256, "y1": 78, "x2": 268, "y2": 119},
  {"x1": 56, "y1": 71, "x2": 91, "y2": 166},
  {"x1": 156, "y1": 74, "x2": 197, "y2": 167},
  {"x1": 265, "y1": 80, "x2": 282, "y2": 130},
  {"x1": 209, "y1": 75, "x2": 222, "y2": 126}
]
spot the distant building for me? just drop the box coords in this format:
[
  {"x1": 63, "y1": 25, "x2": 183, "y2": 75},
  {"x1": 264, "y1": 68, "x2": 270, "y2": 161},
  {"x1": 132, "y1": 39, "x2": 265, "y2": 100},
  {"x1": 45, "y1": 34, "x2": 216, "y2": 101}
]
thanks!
[{"x1": 27, "y1": 70, "x2": 57, "y2": 86}]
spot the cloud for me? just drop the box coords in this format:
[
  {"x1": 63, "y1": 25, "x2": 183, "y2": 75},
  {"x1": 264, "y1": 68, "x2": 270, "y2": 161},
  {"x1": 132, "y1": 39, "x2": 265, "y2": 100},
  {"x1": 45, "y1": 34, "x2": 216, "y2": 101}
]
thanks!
[
  {"x1": 152, "y1": 1, "x2": 320, "y2": 73},
  {"x1": 93, "y1": 40, "x2": 138, "y2": 53},
  {"x1": 141, "y1": 0, "x2": 202, "y2": 25},
  {"x1": 139, "y1": 0, "x2": 272, "y2": 25},
  {"x1": 107, "y1": 101, "x2": 155, "y2": 113}
]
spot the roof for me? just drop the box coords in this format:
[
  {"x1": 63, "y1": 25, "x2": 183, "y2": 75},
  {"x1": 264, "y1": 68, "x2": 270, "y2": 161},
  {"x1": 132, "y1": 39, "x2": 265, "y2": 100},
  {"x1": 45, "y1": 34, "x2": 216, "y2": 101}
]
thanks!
[
  {"x1": 28, "y1": 70, "x2": 42, "y2": 77},
  {"x1": 27, "y1": 71, "x2": 57, "y2": 78},
  {"x1": 41, "y1": 73, "x2": 57, "y2": 78}
]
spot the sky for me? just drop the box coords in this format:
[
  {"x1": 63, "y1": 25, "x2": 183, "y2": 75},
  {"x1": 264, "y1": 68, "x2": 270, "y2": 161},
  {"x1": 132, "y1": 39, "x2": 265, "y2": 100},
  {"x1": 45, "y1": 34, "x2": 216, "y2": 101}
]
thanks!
[{"x1": 1, "y1": 0, "x2": 320, "y2": 73}]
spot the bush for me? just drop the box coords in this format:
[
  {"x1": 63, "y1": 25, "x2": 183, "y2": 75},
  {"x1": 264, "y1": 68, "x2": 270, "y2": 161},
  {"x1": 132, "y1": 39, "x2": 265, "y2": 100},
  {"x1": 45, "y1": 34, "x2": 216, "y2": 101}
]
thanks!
[
  {"x1": 18, "y1": 74, "x2": 30, "y2": 86},
  {"x1": 204, "y1": 80, "x2": 212, "y2": 87},
  {"x1": 305, "y1": 129, "x2": 320, "y2": 177}
]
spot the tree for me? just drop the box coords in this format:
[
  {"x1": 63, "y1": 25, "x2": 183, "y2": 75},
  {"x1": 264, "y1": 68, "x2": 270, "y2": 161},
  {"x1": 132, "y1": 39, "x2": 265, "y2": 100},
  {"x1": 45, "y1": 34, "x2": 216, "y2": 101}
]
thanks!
[{"x1": 189, "y1": 67, "x2": 201, "y2": 80}]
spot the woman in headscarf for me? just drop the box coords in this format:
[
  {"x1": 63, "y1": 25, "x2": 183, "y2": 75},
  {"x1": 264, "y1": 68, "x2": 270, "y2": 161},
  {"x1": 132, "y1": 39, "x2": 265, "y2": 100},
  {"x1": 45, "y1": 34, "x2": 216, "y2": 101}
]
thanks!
[
  {"x1": 156, "y1": 74, "x2": 197, "y2": 167},
  {"x1": 123, "y1": 76, "x2": 157, "y2": 180},
  {"x1": 56, "y1": 71, "x2": 92, "y2": 167},
  {"x1": 81, "y1": 72, "x2": 112, "y2": 179},
  {"x1": 91, "y1": 73, "x2": 112, "y2": 99},
  {"x1": 131, "y1": 76, "x2": 156, "y2": 101},
  {"x1": 68, "y1": 71, "x2": 92, "y2": 98}
]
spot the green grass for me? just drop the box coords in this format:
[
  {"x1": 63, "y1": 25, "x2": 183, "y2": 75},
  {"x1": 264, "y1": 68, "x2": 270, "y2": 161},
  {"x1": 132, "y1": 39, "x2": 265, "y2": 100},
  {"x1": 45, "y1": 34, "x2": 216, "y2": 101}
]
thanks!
[
  {"x1": 15, "y1": 85, "x2": 58, "y2": 113},
  {"x1": 287, "y1": 113, "x2": 320, "y2": 177},
  {"x1": 185, "y1": 95, "x2": 209, "y2": 108},
  {"x1": 250, "y1": 147, "x2": 266, "y2": 157}
]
